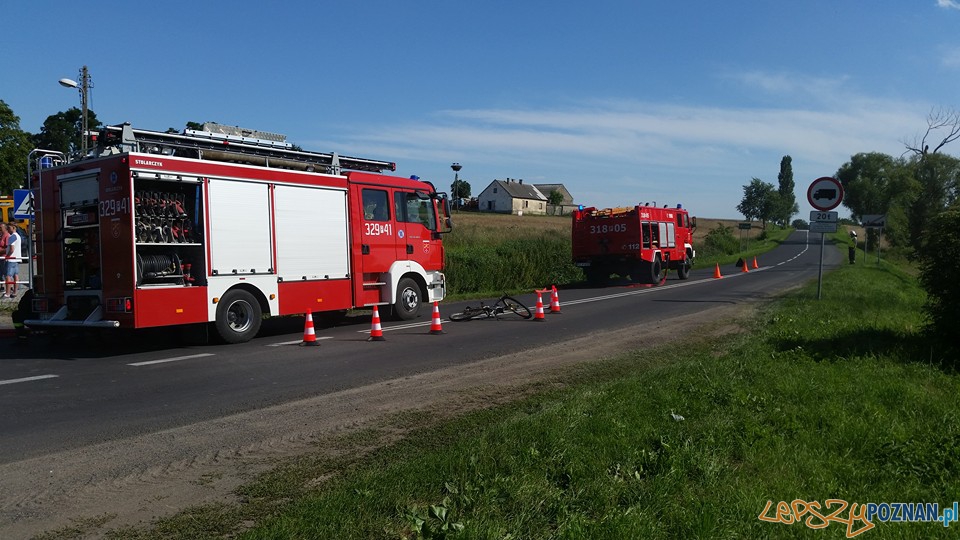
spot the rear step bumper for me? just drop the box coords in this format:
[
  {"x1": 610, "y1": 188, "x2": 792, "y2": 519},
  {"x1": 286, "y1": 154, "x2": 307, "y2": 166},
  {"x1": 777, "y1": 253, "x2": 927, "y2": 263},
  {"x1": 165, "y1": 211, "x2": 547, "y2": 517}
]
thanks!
[{"x1": 25, "y1": 305, "x2": 121, "y2": 329}]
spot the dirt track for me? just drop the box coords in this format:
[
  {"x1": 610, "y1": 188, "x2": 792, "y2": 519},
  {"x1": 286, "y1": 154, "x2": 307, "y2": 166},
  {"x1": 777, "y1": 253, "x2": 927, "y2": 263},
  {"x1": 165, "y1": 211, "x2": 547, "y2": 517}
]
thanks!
[{"x1": 0, "y1": 303, "x2": 753, "y2": 538}]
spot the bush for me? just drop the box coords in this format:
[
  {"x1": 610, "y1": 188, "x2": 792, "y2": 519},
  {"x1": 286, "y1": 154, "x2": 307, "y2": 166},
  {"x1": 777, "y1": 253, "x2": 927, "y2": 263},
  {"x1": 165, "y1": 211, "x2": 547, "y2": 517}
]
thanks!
[
  {"x1": 701, "y1": 223, "x2": 739, "y2": 257},
  {"x1": 445, "y1": 231, "x2": 581, "y2": 295},
  {"x1": 918, "y1": 207, "x2": 960, "y2": 352}
]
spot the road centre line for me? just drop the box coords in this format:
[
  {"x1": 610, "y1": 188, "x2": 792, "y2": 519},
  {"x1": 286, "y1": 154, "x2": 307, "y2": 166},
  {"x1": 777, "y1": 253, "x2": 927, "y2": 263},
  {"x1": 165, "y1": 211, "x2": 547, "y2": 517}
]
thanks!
[
  {"x1": 128, "y1": 353, "x2": 215, "y2": 367},
  {"x1": 0, "y1": 374, "x2": 59, "y2": 386}
]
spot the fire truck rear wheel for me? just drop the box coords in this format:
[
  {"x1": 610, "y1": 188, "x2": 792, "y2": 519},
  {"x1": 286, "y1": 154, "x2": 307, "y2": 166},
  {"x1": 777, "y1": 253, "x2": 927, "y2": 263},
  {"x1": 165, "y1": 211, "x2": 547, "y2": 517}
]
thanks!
[
  {"x1": 393, "y1": 277, "x2": 422, "y2": 321},
  {"x1": 215, "y1": 289, "x2": 262, "y2": 344},
  {"x1": 645, "y1": 255, "x2": 663, "y2": 284}
]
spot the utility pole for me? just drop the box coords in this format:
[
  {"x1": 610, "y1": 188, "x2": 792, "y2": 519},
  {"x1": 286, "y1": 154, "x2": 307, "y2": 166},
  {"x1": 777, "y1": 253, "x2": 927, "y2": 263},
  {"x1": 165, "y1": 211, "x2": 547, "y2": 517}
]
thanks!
[
  {"x1": 451, "y1": 162, "x2": 462, "y2": 211},
  {"x1": 58, "y1": 65, "x2": 93, "y2": 155}
]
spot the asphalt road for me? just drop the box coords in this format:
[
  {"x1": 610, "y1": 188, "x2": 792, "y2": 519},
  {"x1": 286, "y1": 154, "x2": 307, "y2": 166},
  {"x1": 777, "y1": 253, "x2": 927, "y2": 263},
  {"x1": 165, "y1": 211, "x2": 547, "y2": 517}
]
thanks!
[{"x1": 0, "y1": 230, "x2": 843, "y2": 464}]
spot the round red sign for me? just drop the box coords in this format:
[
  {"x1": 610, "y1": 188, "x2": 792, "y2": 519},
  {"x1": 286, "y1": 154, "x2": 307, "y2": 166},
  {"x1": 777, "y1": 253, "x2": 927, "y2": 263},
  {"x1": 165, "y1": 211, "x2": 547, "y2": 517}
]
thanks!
[{"x1": 807, "y1": 177, "x2": 844, "y2": 211}]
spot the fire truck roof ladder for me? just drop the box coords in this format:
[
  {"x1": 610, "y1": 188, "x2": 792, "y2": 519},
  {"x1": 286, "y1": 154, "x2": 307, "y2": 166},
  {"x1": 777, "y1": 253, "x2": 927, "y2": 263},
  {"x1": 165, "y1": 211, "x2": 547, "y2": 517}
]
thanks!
[{"x1": 96, "y1": 123, "x2": 396, "y2": 174}]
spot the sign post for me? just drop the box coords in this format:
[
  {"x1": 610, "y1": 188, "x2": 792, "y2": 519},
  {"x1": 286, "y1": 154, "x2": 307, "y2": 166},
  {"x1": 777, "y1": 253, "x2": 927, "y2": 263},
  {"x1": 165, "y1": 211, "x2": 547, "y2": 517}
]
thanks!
[
  {"x1": 862, "y1": 214, "x2": 886, "y2": 265},
  {"x1": 807, "y1": 177, "x2": 844, "y2": 300},
  {"x1": 738, "y1": 222, "x2": 751, "y2": 252}
]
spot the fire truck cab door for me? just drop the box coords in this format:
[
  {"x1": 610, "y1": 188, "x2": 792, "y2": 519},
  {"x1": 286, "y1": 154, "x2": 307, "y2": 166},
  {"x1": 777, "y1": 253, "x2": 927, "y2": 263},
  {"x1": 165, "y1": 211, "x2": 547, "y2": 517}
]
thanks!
[
  {"x1": 393, "y1": 190, "x2": 442, "y2": 270},
  {"x1": 358, "y1": 187, "x2": 398, "y2": 274}
]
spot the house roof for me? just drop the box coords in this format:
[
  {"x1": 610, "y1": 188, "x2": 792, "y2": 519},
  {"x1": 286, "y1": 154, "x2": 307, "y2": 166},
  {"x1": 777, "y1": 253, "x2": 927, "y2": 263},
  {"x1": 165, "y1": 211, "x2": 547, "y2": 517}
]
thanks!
[
  {"x1": 486, "y1": 179, "x2": 547, "y2": 201},
  {"x1": 533, "y1": 184, "x2": 573, "y2": 204}
]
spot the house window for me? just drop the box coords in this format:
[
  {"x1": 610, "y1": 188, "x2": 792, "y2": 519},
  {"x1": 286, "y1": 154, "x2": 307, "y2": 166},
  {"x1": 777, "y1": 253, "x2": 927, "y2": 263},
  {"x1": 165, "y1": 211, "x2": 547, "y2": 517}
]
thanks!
[
  {"x1": 493, "y1": 188, "x2": 498, "y2": 193},
  {"x1": 523, "y1": 200, "x2": 529, "y2": 208}
]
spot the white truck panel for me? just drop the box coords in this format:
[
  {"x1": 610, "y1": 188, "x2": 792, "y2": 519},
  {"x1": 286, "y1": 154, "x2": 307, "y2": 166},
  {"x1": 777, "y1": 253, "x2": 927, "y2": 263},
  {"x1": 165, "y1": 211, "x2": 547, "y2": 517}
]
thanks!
[
  {"x1": 208, "y1": 179, "x2": 272, "y2": 275},
  {"x1": 273, "y1": 184, "x2": 350, "y2": 281}
]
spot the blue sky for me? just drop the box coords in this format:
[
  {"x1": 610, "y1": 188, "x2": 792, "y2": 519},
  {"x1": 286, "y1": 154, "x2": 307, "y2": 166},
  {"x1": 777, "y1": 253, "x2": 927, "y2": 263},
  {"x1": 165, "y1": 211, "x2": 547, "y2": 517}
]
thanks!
[{"x1": 3, "y1": 1, "x2": 960, "y2": 219}]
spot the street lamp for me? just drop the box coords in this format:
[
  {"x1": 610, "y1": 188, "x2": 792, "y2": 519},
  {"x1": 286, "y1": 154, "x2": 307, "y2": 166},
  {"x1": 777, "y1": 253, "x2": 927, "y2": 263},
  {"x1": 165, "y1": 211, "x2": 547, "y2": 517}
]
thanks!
[
  {"x1": 451, "y1": 162, "x2": 462, "y2": 211},
  {"x1": 58, "y1": 65, "x2": 92, "y2": 156}
]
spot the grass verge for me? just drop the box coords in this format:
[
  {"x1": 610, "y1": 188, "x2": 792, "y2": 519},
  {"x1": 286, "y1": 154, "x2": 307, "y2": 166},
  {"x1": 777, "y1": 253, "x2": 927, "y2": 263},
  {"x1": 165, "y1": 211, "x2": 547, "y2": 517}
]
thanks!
[{"x1": 90, "y1": 246, "x2": 960, "y2": 539}]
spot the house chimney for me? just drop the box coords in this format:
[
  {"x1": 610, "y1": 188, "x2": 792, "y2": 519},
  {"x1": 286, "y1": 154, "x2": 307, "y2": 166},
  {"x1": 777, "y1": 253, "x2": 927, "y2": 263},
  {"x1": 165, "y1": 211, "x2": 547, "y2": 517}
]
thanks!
[{"x1": 519, "y1": 179, "x2": 523, "y2": 184}]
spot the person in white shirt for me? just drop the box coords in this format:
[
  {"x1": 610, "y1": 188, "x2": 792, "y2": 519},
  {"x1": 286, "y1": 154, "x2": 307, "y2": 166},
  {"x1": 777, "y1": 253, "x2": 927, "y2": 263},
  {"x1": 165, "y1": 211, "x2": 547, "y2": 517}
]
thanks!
[{"x1": 3, "y1": 223, "x2": 21, "y2": 299}]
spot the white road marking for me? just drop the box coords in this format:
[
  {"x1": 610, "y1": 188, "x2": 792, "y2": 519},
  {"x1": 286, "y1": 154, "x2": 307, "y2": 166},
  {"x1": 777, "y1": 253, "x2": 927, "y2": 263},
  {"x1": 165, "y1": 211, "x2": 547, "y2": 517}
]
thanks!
[
  {"x1": 128, "y1": 353, "x2": 215, "y2": 367},
  {"x1": 360, "y1": 236, "x2": 814, "y2": 332},
  {"x1": 268, "y1": 337, "x2": 334, "y2": 346},
  {"x1": 0, "y1": 374, "x2": 59, "y2": 386}
]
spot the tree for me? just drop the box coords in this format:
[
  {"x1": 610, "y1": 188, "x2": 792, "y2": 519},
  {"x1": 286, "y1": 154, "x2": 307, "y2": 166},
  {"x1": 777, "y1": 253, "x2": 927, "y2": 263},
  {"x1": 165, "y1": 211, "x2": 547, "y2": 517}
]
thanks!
[
  {"x1": 548, "y1": 189, "x2": 564, "y2": 205},
  {"x1": 451, "y1": 178, "x2": 471, "y2": 203},
  {"x1": 836, "y1": 152, "x2": 916, "y2": 249},
  {"x1": 775, "y1": 156, "x2": 798, "y2": 226},
  {"x1": 899, "y1": 109, "x2": 960, "y2": 250},
  {"x1": 32, "y1": 107, "x2": 102, "y2": 156},
  {"x1": 736, "y1": 178, "x2": 777, "y2": 228},
  {"x1": 0, "y1": 100, "x2": 33, "y2": 193},
  {"x1": 903, "y1": 107, "x2": 960, "y2": 157},
  {"x1": 906, "y1": 152, "x2": 960, "y2": 250}
]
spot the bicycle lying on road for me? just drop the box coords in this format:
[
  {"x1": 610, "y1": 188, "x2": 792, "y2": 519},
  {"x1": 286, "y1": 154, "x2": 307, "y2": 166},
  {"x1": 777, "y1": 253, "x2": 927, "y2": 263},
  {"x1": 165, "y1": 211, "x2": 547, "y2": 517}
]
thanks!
[{"x1": 449, "y1": 294, "x2": 533, "y2": 321}]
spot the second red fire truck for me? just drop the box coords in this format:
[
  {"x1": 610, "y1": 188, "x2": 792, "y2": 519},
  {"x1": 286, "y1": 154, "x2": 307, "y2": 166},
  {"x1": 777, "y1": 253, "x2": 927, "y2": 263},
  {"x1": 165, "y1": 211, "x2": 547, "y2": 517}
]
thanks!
[
  {"x1": 24, "y1": 122, "x2": 451, "y2": 343},
  {"x1": 572, "y1": 203, "x2": 696, "y2": 285}
]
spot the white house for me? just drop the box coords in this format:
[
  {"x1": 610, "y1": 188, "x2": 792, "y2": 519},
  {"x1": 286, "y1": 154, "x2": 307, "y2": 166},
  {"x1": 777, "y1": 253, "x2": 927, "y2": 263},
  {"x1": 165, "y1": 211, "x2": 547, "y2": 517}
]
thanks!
[{"x1": 476, "y1": 179, "x2": 548, "y2": 215}]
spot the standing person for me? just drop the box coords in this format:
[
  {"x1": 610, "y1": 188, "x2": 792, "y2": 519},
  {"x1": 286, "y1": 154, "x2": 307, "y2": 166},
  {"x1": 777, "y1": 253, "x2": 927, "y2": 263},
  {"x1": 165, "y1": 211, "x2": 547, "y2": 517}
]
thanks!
[
  {"x1": 3, "y1": 223, "x2": 20, "y2": 299},
  {"x1": 0, "y1": 222, "x2": 8, "y2": 260}
]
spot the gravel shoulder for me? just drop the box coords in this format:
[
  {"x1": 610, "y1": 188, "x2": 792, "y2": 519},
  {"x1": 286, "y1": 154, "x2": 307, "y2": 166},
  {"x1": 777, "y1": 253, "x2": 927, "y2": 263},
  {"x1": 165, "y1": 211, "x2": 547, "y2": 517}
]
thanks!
[{"x1": 0, "y1": 303, "x2": 754, "y2": 538}]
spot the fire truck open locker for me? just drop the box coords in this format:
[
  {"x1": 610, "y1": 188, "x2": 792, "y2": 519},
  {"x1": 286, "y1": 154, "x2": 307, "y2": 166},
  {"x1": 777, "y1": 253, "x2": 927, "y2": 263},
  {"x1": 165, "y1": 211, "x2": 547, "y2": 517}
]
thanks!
[
  {"x1": 571, "y1": 204, "x2": 696, "y2": 286},
  {"x1": 24, "y1": 123, "x2": 451, "y2": 343}
]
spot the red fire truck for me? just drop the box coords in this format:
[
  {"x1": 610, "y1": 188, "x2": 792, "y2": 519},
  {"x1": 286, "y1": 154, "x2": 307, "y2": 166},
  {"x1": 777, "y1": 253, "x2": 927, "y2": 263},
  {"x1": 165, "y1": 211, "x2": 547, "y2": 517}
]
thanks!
[
  {"x1": 571, "y1": 204, "x2": 696, "y2": 285},
  {"x1": 24, "y1": 122, "x2": 451, "y2": 343}
]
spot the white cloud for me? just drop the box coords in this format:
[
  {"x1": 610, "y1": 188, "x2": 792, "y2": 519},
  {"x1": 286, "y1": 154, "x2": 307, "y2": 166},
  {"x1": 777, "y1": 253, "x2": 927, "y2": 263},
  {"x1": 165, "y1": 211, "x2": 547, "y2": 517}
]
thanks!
[
  {"x1": 304, "y1": 72, "x2": 932, "y2": 217},
  {"x1": 938, "y1": 0, "x2": 960, "y2": 9}
]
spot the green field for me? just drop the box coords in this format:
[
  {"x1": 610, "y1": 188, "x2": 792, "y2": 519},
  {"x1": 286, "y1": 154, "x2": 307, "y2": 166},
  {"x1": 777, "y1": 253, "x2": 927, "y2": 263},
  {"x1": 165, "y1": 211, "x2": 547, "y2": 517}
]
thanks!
[
  {"x1": 442, "y1": 212, "x2": 785, "y2": 298},
  {"x1": 70, "y1": 221, "x2": 960, "y2": 540}
]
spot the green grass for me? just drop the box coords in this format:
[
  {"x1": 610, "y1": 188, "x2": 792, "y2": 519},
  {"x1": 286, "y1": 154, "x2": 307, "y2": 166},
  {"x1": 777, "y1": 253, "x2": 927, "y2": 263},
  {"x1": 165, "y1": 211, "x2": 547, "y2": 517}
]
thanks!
[
  {"x1": 231, "y1": 256, "x2": 957, "y2": 539},
  {"x1": 87, "y1": 245, "x2": 960, "y2": 539},
  {"x1": 441, "y1": 212, "x2": 794, "y2": 298}
]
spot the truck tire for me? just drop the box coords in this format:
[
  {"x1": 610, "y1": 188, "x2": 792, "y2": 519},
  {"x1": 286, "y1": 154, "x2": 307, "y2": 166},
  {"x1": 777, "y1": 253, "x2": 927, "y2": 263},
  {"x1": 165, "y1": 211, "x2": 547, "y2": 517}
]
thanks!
[
  {"x1": 645, "y1": 255, "x2": 663, "y2": 284},
  {"x1": 677, "y1": 257, "x2": 691, "y2": 280},
  {"x1": 393, "y1": 277, "x2": 422, "y2": 321},
  {"x1": 214, "y1": 289, "x2": 262, "y2": 344}
]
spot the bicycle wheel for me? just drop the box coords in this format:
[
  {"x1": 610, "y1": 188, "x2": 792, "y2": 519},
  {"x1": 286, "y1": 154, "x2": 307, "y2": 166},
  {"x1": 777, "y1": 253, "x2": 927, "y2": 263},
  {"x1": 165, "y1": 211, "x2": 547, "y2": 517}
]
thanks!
[
  {"x1": 499, "y1": 296, "x2": 532, "y2": 319},
  {"x1": 449, "y1": 307, "x2": 486, "y2": 321}
]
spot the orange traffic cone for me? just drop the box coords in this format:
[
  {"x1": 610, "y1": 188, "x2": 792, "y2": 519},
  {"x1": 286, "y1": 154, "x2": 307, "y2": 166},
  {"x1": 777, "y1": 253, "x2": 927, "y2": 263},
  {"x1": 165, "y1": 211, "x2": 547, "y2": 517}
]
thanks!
[
  {"x1": 741, "y1": 258, "x2": 750, "y2": 273},
  {"x1": 549, "y1": 285, "x2": 561, "y2": 314},
  {"x1": 429, "y1": 302, "x2": 444, "y2": 335},
  {"x1": 534, "y1": 290, "x2": 546, "y2": 321},
  {"x1": 300, "y1": 312, "x2": 319, "y2": 346},
  {"x1": 752, "y1": 256, "x2": 759, "y2": 269},
  {"x1": 713, "y1": 263, "x2": 723, "y2": 279},
  {"x1": 368, "y1": 305, "x2": 386, "y2": 341}
]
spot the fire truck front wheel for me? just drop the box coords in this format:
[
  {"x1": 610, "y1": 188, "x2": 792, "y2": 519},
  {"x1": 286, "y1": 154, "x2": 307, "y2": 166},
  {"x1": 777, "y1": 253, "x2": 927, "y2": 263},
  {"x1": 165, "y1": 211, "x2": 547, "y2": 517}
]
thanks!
[
  {"x1": 676, "y1": 257, "x2": 691, "y2": 280},
  {"x1": 393, "y1": 277, "x2": 423, "y2": 321},
  {"x1": 215, "y1": 289, "x2": 263, "y2": 344}
]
